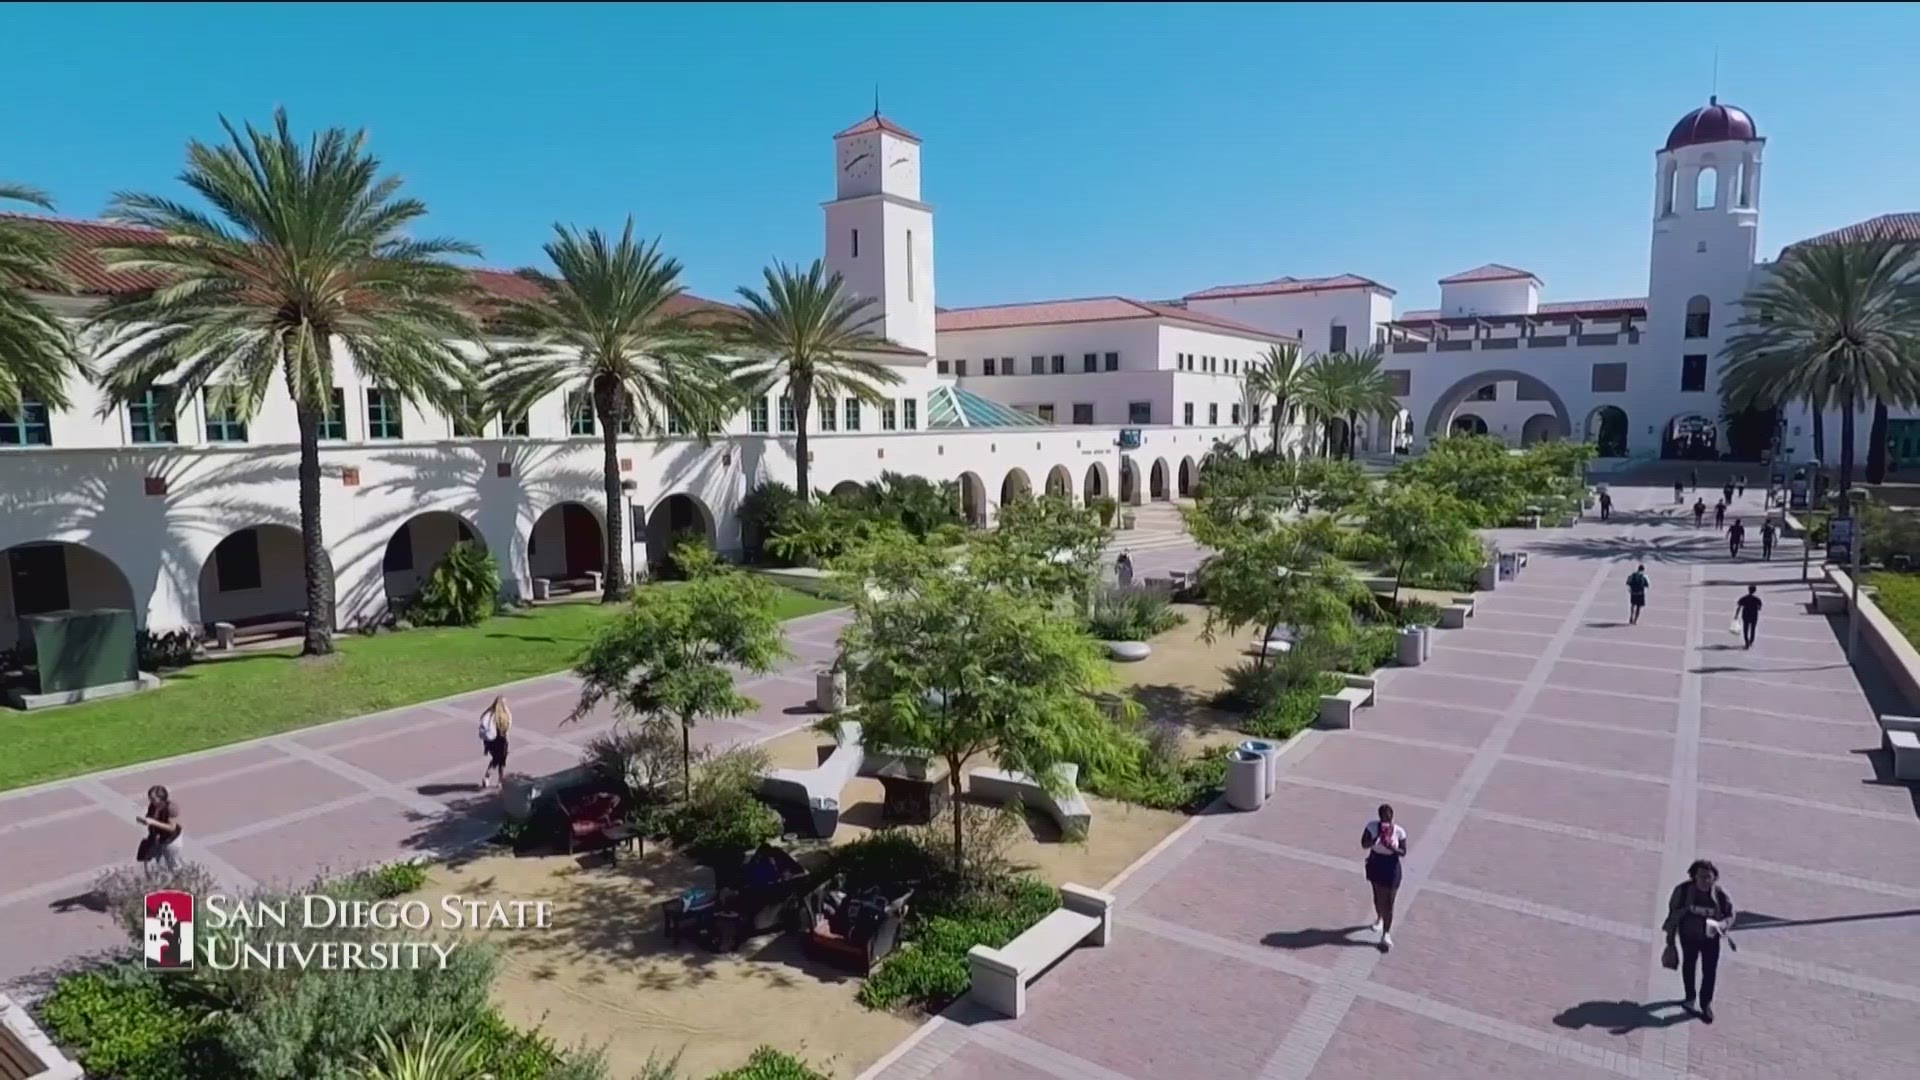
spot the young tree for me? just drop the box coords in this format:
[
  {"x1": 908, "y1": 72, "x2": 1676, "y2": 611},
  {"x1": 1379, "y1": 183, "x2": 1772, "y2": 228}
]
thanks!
[
  {"x1": 1355, "y1": 484, "x2": 1483, "y2": 605},
  {"x1": 970, "y1": 493, "x2": 1111, "y2": 604},
  {"x1": 88, "y1": 111, "x2": 481, "y2": 656},
  {"x1": 1192, "y1": 514, "x2": 1365, "y2": 668},
  {"x1": 835, "y1": 533, "x2": 1123, "y2": 864},
  {"x1": 0, "y1": 185, "x2": 86, "y2": 414},
  {"x1": 570, "y1": 544, "x2": 790, "y2": 799}
]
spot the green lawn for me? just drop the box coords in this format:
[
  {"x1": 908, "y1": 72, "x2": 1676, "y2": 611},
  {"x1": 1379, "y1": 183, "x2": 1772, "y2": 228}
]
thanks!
[
  {"x1": 1866, "y1": 571, "x2": 1920, "y2": 647},
  {"x1": 0, "y1": 587, "x2": 840, "y2": 794}
]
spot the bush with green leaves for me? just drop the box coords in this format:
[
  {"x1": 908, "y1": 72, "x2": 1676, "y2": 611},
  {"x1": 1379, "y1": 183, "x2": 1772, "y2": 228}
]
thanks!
[
  {"x1": 738, "y1": 481, "x2": 804, "y2": 564},
  {"x1": 664, "y1": 747, "x2": 783, "y2": 865},
  {"x1": 1083, "y1": 723, "x2": 1226, "y2": 813},
  {"x1": 331, "y1": 860, "x2": 429, "y2": 901},
  {"x1": 469, "y1": 1011, "x2": 611, "y2": 1080},
  {"x1": 1395, "y1": 599, "x2": 1443, "y2": 627},
  {"x1": 1089, "y1": 495, "x2": 1119, "y2": 527},
  {"x1": 1084, "y1": 586, "x2": 1185, "y2": 641},
  {"x1": 38, "y1": 967, "x2": 223, "y2": 1080},
  {"x1": 407, "y1": 542, "x2": 500, "y2": 627},
  {"x1": 1240, "y1": 675, "x2": 1342, "y2": 740},
  {"x1": 710, "y1": 1046, "x2": 828, "y2": 1080},
  {"x1": 857, "y1": 875, "x2": 1060, "y2": 1013},
  {"x1": 582, "y1": 725, "x2": 686, "y2": 806}
]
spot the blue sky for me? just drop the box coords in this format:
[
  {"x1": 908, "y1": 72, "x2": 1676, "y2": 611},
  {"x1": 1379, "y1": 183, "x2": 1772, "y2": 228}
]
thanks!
[{"x1": 5, "y1": 2, "x2": 1918, "y2": 311}]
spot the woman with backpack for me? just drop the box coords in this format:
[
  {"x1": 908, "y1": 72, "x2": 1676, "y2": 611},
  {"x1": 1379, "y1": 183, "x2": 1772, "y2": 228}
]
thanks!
[
  {"x1": 478, "y1": 696, "x2": 513, "y2": 789},
  {"x1": 1663, "y1": 859, "x2": 1736, "y2": 1023}
]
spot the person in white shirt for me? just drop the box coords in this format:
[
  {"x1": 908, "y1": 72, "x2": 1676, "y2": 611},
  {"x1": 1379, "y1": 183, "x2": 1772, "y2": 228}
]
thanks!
[{"x1": 1361, "y1": 803, "x2": 1408, "y2": 951}]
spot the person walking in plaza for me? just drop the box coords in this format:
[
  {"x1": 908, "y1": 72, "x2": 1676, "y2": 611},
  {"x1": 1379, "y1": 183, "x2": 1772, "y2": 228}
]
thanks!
[
  {"x1": 477, "y1": 696, "x2": 513, "y2": 789},
  {"x1": 1663, "y1": 859, "x2": 1735, "y2": 1023},
  {"x1": 1736, "y1": 585, "x2": 1764, "y2": 649},
  {"x1": 1689, "y1": 467, "x2": 1699, "y2": 492},
  {"x1": 1362, "y1": 803, "x2": 1407, "y2": 952},
  {"x1": 1627, "y1": 564, "x2": 1650, "y2": 625},
  {"x1": 1727, "y1": 518, "x2": 1746, "y2": 559},
  {"x1": 1737, "y1": 474, "x2": 1748, "y2": 498},
  {"x1": 1760, "y1": 517, "x2": 1778, "y2": 561},
  {"x1": 1115, "y1": 549, "x2": 1135, "y2": 589},
  {"x1": 134, "y1": 785, "x2": 183, "y2": 872},
  {"x1": 1713, "y1": 499, "x2": 1727, "y2": 531},
  {"x1": 1722, "y1": 481, "x2": 1735, "y2": 508},
  {"x1": 1673, "y1": 479, "x2": 1685, "y2": 505},
  {"x1": 1693, "y1": 498, "x2": 1707, "y2": 527},
  {"x1": 1598, "y1": 488, "x2": 1613, "y2": 521}
]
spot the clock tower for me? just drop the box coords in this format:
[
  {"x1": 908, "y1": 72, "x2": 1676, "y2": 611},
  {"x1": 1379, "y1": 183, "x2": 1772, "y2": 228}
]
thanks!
[{"x1": 824, "y1": 111, "x2": 935, "y2": 356}]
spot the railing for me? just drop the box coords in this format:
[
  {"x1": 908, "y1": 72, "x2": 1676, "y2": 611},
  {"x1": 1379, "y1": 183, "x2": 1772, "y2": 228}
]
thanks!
[
  {"x1": 1481, "y1": 338, "x2": 1518, "y2": 349},
  {"x1": 1387, "y1": 331, "x2": 1642, "y2": 354},
  {"x1": 1436, "y1": 340, "x2": 1473, "y2": 352},
  {"x1": 1391, "y1": 341, "x2": 1429, "y2": 353}
]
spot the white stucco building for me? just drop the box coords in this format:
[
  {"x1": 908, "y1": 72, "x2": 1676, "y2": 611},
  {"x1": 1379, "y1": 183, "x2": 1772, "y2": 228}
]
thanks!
[{"x1": 0, "y1": 111, "x2": 1256, "y2": 644}]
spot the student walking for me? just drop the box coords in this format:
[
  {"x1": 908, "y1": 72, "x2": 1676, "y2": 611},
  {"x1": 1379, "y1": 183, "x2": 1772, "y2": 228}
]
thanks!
[
  {"x1": 1598, "y1": 489, "x2": 1613, "y2": 521},
  {"x1": 1722, "y1": 481, "x2": 1735, "y2": 508},
  {"x1": 1736, "y1": 586, "x2": 1763, "y2": 649},
  {"x1": 1673, "y1": 480, "x2": 1685, "y2": 505},
  {"x1": 1693, "y1": 499, "x2": 1707, "y2": 528},
  {"x1": 1663, "y1": 859, "x2": 1735, "y2": 1023},
  {"x1": 1736, "y1": 475, "x2": 1748, "y2": 498},
  {"x1": 1115, "y1": 550, "x2": 1135, "y2": 589},
  {"x1": 1627, "y1": 564, "x2": 1650, "y2": 625},
  {"x1": 1727, "y1": 519, "x2": 1746, "y2": 559},
  {"x1": 1689, "y1": 468, "x2": 1699, "y2": 492},
  {"x1": 1362, "y1": 804, "x2": 1408, "y2": 952},
  {"x1": 1760, "y1": 518, "x2": 1778, "y2": 561},
  {"x1": 135, "y1": 785, "x2": 183, "y2": 872},
  {"x1": 478, "y1": 696, "x2": 513, "y2": 789},
  {"x1": 1714, "y1": 500, "x2": 1727, "y2": 530}
]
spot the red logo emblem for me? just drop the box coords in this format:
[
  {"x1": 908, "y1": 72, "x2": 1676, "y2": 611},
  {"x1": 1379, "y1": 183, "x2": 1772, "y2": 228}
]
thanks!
[{"x1": 144, "y1": 891, "x2": 194, "y2": 969}]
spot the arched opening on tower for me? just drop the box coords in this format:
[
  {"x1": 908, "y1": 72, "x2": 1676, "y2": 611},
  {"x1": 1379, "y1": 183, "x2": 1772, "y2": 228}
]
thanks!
[
  {"x1": 999, "y1": 468, "x2": 1032, "y2": 508},
  {"x1": 1662, "y1": 414, "x2": 1720, "y2": 461},
  {"x1": 1423, "y1": 369, "x2": 1572, "y2": 448},
  {"x1": 1045, "y1": 465, "x2": 1073, "y2": 500},
  {"x1": 1149, "y1": 459, "x2": 1169, "y2": 501},
  {"x1": 1584, "y1": 406, "x2": 1629, "y2": 458},
  {"x1": 1519, "y1": 413, "x2": 1565, "y2": 447},
  {"x1": 645, "y1": 494, "x2": 717, "y2": 576},
  {"x1": 1118, "y1": 457, "x2": 1140, "y2": 505},
  {"x1": 1685, "y1": 295, "x2": 1712, "y2": 340},
  {"x1": 1695, "y1": 166, "x2": 1719, "y2": 211},
  {"x1": 957, "y1": 472, "x2": 988, "y2": 526},
  {"x1": 1450, "y1": 414, "x2": 1489, "y2": 437},
  {"x1": 1083, "y1": 462, "x2": 1109, "y2": 504},
  {"x1": 1177, "y1": 457, "x2": 1196, "y2": 497}
]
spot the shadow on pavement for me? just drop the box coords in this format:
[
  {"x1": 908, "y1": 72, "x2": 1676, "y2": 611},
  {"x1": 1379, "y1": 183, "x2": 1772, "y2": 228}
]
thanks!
[
  {"x1": 1553, "y1": 998, "x2": 1692, "y2": 1035},
  {"x1": 1261, "y1": 925, "x2": 1376, "y2": 951}
]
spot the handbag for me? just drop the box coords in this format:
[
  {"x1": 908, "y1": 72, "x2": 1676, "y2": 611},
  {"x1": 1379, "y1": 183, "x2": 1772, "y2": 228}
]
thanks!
[
  {"x1": 1660, "y1": 940, "x2": 1679, "y2": 970},
  {"x1": 136, "y1": 834, "x2": 157, "y2": 863}
]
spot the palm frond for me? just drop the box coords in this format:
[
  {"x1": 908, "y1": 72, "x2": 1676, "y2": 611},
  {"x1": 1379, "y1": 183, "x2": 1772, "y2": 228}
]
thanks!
[{"x1": 0, "y1": 184, "x2": 86, "y2": 411}]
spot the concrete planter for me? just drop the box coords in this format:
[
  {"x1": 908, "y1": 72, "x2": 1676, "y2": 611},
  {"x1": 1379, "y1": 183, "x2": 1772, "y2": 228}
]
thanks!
[
  {"x1": 1474, "y1": 562, "x2": 1499, "y2": 591},
  {"x1": 815, "y1": 668, "x2": 847, "y2": 712}
]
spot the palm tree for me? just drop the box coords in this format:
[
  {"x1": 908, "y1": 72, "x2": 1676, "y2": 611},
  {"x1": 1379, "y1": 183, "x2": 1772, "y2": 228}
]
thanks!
[
  {"x1": 727, "y1": 259, "x2": 901, "y2": 502},
  {"x1": 1721, "y1": 237, "x2": 1920, "y2": 493},
  {"x1": 486, "y1": 221, "x2": 730, "y2": 601},
  {"x1": 1245, "y1": 342, "x2": 1307, "y2": 455},
  {"x1": 0, "y1": 185, "x2": 86, "y2": 413},
  {"x1": 1297, "y1": 353, "x2": 1345, "y2": 457},
  {"x1": 88, "y1": 110, "x2": 481, "y2": 656},
  {"x1": 1323, "y1": 347, "x2": 1400, "y2": 460}
]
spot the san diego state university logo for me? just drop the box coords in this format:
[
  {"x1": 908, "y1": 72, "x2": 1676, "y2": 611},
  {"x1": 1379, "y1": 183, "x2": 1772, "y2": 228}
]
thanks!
[{"x1": 144, "y1": 891, "x2": 194, "y2": 969}]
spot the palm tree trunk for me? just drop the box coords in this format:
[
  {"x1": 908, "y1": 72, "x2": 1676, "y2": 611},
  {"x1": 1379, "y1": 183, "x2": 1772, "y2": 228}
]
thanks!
[
  {"x1": 594, "y1": 378, "x2": 630, "y2": 602},
  {"x1": 1811, "y1": 402, "x2": 1826, "y2": 462},
  {"x1": 682, "y1": 721, "x2": 693, "y2": 802},
  {"x1": 949, "y1": 762, "x2": 965, "y2": 867},
  {"x1": 1346, "y1": 411, "x2": 1358, "y2": 460},
  {"x1": 1270, "y1": 397, "x2": 1285, "y2": 454},
  {"x1": 1868, "y1": 399, "x2": 1890, "y2": 485},
  {"x1": 295, "y1": 403, "x2": 334, "y2": 657},
  {"x1": 1839, "y1": 394, "x2": 1857, "y2": 495},
  {"x1": 793, "y1": 376, "x2": 814, "y2": 502}
]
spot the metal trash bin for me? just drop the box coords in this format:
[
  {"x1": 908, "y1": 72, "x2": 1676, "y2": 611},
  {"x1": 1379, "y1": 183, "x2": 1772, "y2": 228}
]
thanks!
[
  {"x1": 1396, "y1": 626, "x2": 1424, "y2": 667},
  {"x1": 1239, "y1": 740, "x2": 1279, "y2": 797},
  {"x1": 1499, "y1": 551, "x2": 1519, "y2": 580},
  {"x1": 1226, "y1": 750, "x2": 1266, "y2": 811}
]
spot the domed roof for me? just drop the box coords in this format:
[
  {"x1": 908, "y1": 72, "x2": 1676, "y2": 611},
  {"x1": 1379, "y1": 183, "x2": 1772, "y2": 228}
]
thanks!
[{"x1": 1665, "y1": 97, "x2": 1758, "y2": 151}]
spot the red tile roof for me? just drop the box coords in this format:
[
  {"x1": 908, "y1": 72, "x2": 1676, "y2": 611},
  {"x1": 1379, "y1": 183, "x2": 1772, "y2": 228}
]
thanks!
[
  {"x1": 1183, "y1": 272, "x2": 1394, "y2": 301},
  {"x1": 833, "y1": 113, "x2": 921, "y2": 144},
  {"x1": 1437, "y1": 263, "x2": 1539, "y2": 285},
  {"x1": 1394, "y1": 297, "x2": 1647, "y2": 323},
  {"x1": 936, "y1": 295, "x2": 1296, "y2": 341},
  {"x1": 1781, "y1": 213, "x2": 1920, "y2": 256}
]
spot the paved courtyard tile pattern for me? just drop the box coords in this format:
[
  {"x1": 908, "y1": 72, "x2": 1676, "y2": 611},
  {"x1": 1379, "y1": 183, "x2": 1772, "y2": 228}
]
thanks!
[{"x1": 875, "y1": 485, "x2": 1920, "y2": 1080}]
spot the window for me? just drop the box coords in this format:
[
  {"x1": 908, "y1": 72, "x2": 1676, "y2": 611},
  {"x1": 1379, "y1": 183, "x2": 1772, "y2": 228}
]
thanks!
[
  {"x1": 1208, "y1": 403, "x2": 1219, "y2": 425},
  {"x1": 1030, "y1": 355, "x2": 1045, "y2": 375},
  {"x1": 0, "y1": 397, "x2": 51, "y2": 446},
  {"x1": 954, "y1": 360, "x2": 968, "y2": 377},
  {"x1": 500, "y1": 411, "x2": 530, "y2": 437},
  {"x1": 1036, "y1": 404, "x2": 1055, "y2": 422},
  {"x1": 906, "y1": 229, "x2": 915, "y2": 301},
  {"x1": 1232, "y1": 403, "x2": 1243, "y2": 425},
  {"x1": 128, "y1": 386, "x2": 178, "y2": 444},
  {"x1": 568, "y1": 390, "x2": 595, "y2": 435},
  {"x1": 1001, "y1": 356, "x2": 1013, "y2": 374},
  {"x1": 1681, "y1": 354, "x2": 1708, "y2": 392},
  {"x1": 452, "y1": 397, "x2": 484, "y2": 438},
  {"x1": 319, "y1": 388, "x2": 347, "y2": 440},
  {"x1": 817, "y1": 394, "x2": 837, "y2": 432},
  {"x1": 1183, "y1": 402, "x2": 1194, "y2": 425},
  {"x1": 1050, "y1": 355, "x2": 1065, "y2": 374},
  {"x1": 1591, "y1": 362, "x2": 1628, "y2": 393},
  {"x1": 749, "y1": 396, "x2": 770, "y2": 433},
  {"x1": 1736, "y1": 160, "x2": 1753, "y2": 208},
  {"x1": 203, "y1": 388, "x2": 249, "y2": 443},
  {"x1": 1104, "y1": 352, "x2": 1119, "y2": 371},
  {"x1": 902, "y1": 398, "x2": 917, "y2": 430},
  {"x1": 1083, "y1": 353, "x2": 1098, "y2": 373},
  {"x1": 844, "y1": 397, "x2": 861, "y2": 431},
  {"x1": 1128, "y1": 401, "x2": 1152, "y2": 424},
  {"x1": 1072, "y1": 403, "x2": 1094, "y2": 425},
  {"x1": 936, "y1": 359, "x2": 951, "y2": 375},
  {"x1": 616, "y1": 392, "x2": 637, "y2": 435},
  {"x1": 1329, "y1": 324, "x2": 1349, "y2": 353},
  {"x1": 366, "y1": 388, "x2": 403, "y2": 439},
  {"x1": 383, "y1": 524, "x2": 413, "y2": 572},
  {"x1": 984, "y1": 357, "x2": 997, "y2": 376},
  {"x1": 1385, "y1": 369, "x2": 1412, "y2": 396},
  {"x1": 1684, "y1": 295, "x2": 1711, "y2": 339},
  {"x1": 851, "y1": 228, "x2": 859, "y2": 258},
  {"x1": 881, "y1": 400, "x2": 897, "y2": 430},
  {"x1": 213, "y1": 529, "x2": 261, "y2": 592},
  {"x1": 666, "y1": 409, "x2": 685, "y2": 436},
  {"x1": 1695, "y1": 166, "x2": 1718, "y2": 211},
  {"x1": 778, "y1": 394, "x2": 797, "y2": 432},
  {"x1": 1660, "y1": 163, "x2": 1677, "y2": 216},
  {"x1": 1470, "y1": 384, "x2": 1497, "y2": 402}
]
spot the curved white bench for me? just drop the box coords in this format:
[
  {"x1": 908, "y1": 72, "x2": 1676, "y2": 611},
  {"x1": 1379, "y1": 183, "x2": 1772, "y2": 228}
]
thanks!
[
  {"x1": 968, "y1": 883, "x2": 1113, "y2": 1018},
  {"x1": 968, "y1": 763, "x2": 1091, "y2": 837},
  {"x1": 1106, "y1": 641, "x2": 1151, "y2": 662},
  {"x1": 759, "y1": 720, "x2": 866, "y2": 837}
]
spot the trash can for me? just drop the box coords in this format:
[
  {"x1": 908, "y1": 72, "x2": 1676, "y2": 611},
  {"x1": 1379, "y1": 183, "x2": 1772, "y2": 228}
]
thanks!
[
  {"x1": 1499, "y1": 551, "x2": 1519, "y2": 580},
  {"x1": 1239, "y1": 739, "x2": 1279, "y2": 797},
  {"x1": 1420, "y1": 623, "x2": 1433, "y2": 661},
  {"x1": 1226, "y1": 750, "x2": 1266, "y2": 811},
  {"x1": 1396, "y1": 626, "x2": 1424, "y2": 667},
  {"x1": 1475, "y1": 559, "x2": 1499, "y2": 591}
]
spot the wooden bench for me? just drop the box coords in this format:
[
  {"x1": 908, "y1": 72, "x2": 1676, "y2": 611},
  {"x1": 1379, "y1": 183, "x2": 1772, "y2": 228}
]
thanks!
[
  {"x1": 1318, "y1": 675, "x2": 1377, "y2": 730},
  {"x1": 969, "y1": 763, "x2": 1091, "y2": 837},
  {"x1": 759, "y1": 721, "x2": 865, "y2": 837},
  {"x1": 1878, "y1": 715, "x2": 1920, "y2": 781},
  {"x1": 968, "y1": 883, "x2": 1113, "y2": 1018}
]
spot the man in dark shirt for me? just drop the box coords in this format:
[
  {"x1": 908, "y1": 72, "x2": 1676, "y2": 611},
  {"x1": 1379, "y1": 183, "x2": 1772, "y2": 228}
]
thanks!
[
  {"x1": 1759, "y1": 518, "x2": 1778, "y2": 560},
  {"x1": 1727, "y1": 518, "x2": 1746, "y2": 559},
  {"x1": 1736, "y1": 585, "x2": 1763, "y2": 649},
  {"x1": 1598, "y1": 489, "x2": 1613, "y2": 521},
  {"x1": 1692, "y1": 499, "x2": 1707, "y2": 528},
  {"x1": 1627, "y1": 564, "x2": 1650, "y2": 625}
]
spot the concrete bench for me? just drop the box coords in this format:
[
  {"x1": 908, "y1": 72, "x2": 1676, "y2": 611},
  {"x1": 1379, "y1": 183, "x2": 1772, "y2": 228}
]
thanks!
[
  {"x1": 1247, "y1": 637, "x2": 1293, "y2": 659},
  {"x1": 968, "y1": 883, "x2": 1113, "y2": 1018},
  {"x1": 969, "y1": 763, "x2": 1091, "y2": 837},
  {"x1": 1318, "y1": 676, "x2": 1376, "y2": 730},
  {"x1": 1879, "y1": 715, "x2": 1920, "y2": 781},
  {"x1": 1810, "y1": 582, "x2": 1847, "y2": 615},
  {"x1": 1438, "y1": 602, "x2": 1471, "y2": 629},
  {"x1": 759, "y1": 720, "x2": 866, "y2": 837}
]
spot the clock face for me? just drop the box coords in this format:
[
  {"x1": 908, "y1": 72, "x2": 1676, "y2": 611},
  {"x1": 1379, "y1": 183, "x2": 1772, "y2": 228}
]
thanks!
[{"x1": 839, "y1": 136, "x2": 876, "y2": 180}]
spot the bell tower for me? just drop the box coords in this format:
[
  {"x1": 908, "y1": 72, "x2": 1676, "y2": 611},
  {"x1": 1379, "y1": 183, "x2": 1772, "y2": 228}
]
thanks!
[{"x1": 823, "y1": 110, "x2": 936, "y2": 356}]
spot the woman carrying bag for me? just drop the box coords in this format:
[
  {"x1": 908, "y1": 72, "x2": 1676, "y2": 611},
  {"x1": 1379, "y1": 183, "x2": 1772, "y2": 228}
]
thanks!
[{"x1": 1662, "y1": 859, "x2": 1736, "y2": 1023}]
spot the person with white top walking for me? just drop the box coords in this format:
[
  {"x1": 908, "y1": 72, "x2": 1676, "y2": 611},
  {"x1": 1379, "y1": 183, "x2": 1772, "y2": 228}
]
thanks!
[
  {"x1": 477, "y1": 696, "x2": 513, "y2": 789},
  {"x1": 1361, "y1": 803, "x2": 1408, "y2": 951}
]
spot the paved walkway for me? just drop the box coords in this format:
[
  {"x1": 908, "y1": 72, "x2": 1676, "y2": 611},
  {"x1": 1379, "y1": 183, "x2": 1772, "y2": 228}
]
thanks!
[{"x1": 876, "y1": 484, "x2": 1920, "y2": 1080}]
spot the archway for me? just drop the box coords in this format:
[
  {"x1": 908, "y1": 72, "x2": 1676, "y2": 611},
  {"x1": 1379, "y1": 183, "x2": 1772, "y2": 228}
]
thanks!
[
  {"x1": 957, "y1": 472, "x2": 988, "y2": 525},
  {"x1": 1045, "y1": 465, "x2": 1073, "y2": 500},
  {"x1": 0, "y1": 541, "x2": 136, "y2": 649},
  {"x1": 1584, "y1": 406, "x2": 1629, "y2": 458},
  {"x1": 1119, "y1": 457, "x2": 1140, "y2": 505},
  {"x1": 1149, "y1": 459, "x2": 1170, "y2": 501},
  {"x1": 200, "y1": 524, "x2": 316, "y2": 631},
  {"x1": 646, "y1": 493, "x2": 717, "y2": 575},
  {"x1": 1177, "y1": 457, "x2": 1196, "y2": 497},
  {"x1": 1423, "y1": 369, "x2": 1573, "y2": 443},
  {"x1": 1000, "y1": 468, "x2": 1032, "y2": 508},
  {"x1": 382, "y1": 512, "x2": 482, "y2": 611},
  {"x1": 528, "y1": 502, "x2": 605, "y2": 589},
  {"x1": 1662, "y1": 414, "x2": 1719, "y2": 460},
  {"x1": 827, "y1": 480, "x2": 867, "y2": 504},
  {"x1": 1083, "y1": 462, "x2": 1109, "y2": 503},
  {"x1": 1450, "y1": 413, "x2": 1489, "y2": 437},
  {"x1": 1519, "y1": 413, "x2": 1566, "y2": 447}
]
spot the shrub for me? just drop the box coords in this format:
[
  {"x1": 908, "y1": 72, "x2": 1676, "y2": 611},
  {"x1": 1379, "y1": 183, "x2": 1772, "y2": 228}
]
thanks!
[
  {"x1": 739, "y1": 481, "x2": 804, "y2": 564},
  {"x1": 1342, "y1": 624, "x2": 1400, "y2": 673},
  {"x1": 1090, "y1": 495, "x2": 1118, "y2": 527},
  {"x1": 350, "y1": 1020, "x2": 490, "y2": 1080},
  {"x1": 1396, "y1": 599, "x2": 1443, "y2": 627},
  {"x1": 471, "y1": 1011, "x2": 612, "y2": 1080},
  {"x1": 93, "y1": 861, "x2": 224, "y2": 940},
  {"x1": 408, "y1": 542, "x2": 500, "y2": 627},
  {"x1": 1085, "y1": 587, "x2": 1185, "y2": 641},
  {"x1": 857, "y1": 875, "x2": 1060, "y2": 1013},
  {"x1": 331, "y1": 860, "x2": 428, "y2": 901},
  {"x1": 39, "y1": 968, "x2": 219, "y2": 1080},
  {"x1": 710, "y1": 1046, "x2": 829, "y2": 1080},
  {"x1": 136, "y1": 628, "x2": 202, "y2": 671},
  {"x1": 582, "y1": 726, "x2": 685, "y2": 806},
  {"x1": 665, "y1": 748, "x2": 783, "y2": 865},
  {"x1": 1239, "y1": 676, "x2": 1340, "y2": 740},
  {"x1": 1085, "y1": 746, "x2": 1225, "y2": 812}
]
